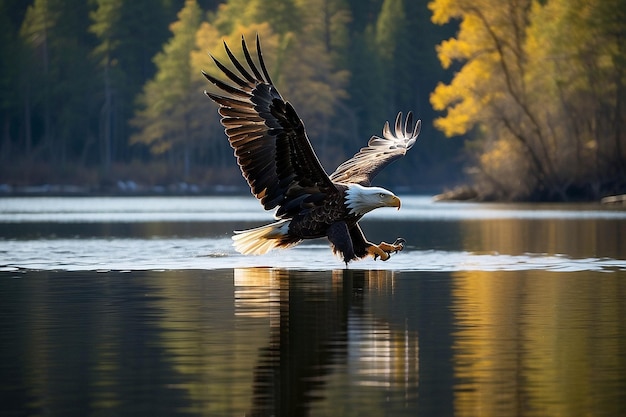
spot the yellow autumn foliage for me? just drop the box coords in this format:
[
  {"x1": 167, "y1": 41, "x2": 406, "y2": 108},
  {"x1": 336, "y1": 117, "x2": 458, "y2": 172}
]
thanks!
[{"x1": 427, "y1": 0, "x2": 626, "y2": 199}]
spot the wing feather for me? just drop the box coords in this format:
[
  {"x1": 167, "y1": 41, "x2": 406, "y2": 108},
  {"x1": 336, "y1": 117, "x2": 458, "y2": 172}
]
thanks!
[
  {"x1": 208, "y1": 56, "x2": 249, "y2": 89},
  {"x1": 202, "y1": 70, "x2": 248, "y2": 97},
  {"x1": 329, "y1": 112, "x2": 421, "y2": 186},
  {"x1": 204, "y1": 35, "x2": 336, "y2": 217},
  {"x1": 255, "y1": 35, "x2": 274, "y2": 85},
  {"x1": 242, "y1": 35, "x2": 267, "y2": 83},
  {"x1": 223, "y1": 41, "x2": 256, "y2": 84}
]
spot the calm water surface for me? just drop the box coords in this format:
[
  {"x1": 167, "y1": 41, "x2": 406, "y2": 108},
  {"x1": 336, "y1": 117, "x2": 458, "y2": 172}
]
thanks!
[{"x1": 1, "y1": 196, "x2": 625, "y2": 416}]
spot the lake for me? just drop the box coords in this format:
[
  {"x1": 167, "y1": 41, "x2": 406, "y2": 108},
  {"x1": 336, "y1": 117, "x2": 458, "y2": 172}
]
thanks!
[{"x1": 1, "y1": 196, "x2": 625, "y2": 417}]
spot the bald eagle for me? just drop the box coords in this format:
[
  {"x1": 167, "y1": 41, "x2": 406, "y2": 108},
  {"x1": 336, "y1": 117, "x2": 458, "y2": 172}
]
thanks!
[{"x1": 203, "y1": 36, "x2": 421, "y2": 264}]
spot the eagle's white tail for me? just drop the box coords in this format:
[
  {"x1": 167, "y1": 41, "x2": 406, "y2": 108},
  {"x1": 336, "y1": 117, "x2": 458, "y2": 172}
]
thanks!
[{"x1": 232, "y1": 219, "x2": 299, "y2": 255}]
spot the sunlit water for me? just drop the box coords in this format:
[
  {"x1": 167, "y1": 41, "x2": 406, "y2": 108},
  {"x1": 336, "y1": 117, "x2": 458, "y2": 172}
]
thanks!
[
  {"x1": 1, "y1": 196, "x2": 625, "y2": 416},
  {"x1": 1, "y1": 196, "x2": 625, "y2": 272}
]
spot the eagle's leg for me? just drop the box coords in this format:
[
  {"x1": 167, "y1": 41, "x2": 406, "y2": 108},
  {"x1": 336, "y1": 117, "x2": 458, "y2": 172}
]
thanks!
[{"x1": 327, "y1": 221, "x2": 356, "y2": 264}]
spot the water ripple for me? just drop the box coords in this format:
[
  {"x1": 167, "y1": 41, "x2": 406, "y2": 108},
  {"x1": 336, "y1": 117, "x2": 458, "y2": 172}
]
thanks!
[{"x1": 1, "y1": 238, "x2": 624, "y2": 272}]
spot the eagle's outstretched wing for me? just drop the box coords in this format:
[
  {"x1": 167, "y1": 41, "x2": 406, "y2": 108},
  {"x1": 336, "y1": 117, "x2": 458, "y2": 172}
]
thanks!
[
  {"x1": 203, "y1": 35, "x2": 337, "y2": 218},
  {"x1": 329, "y1": 112, "x2": 421, "y2": 186}
]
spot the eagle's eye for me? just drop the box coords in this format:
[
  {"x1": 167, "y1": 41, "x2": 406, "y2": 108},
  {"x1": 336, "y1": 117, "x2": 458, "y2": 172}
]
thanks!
[{"x1": 379, "y1": 193, "x2": 386, "y2": 198}]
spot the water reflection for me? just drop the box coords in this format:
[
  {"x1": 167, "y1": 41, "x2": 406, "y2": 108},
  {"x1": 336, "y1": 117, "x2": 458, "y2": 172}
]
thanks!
[
  {"x1": 2, "y1": 268, "x2": 625, "y2": 416},
  {"x1": 232, "y1": 268, "x2": 420, "y2": 417},
  {"x1": 0, "y1": 268, "x2": 421, "y2": 417},
  {"x1": 458, "y1": 217, "x2": 625, "y2": 259},
  {"x1": 451, "y1": 271, "x2": 626, "y2": 417}
]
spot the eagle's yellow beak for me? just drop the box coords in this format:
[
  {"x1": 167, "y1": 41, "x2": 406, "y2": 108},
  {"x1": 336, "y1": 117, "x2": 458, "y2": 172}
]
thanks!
[{"x1": 390, "y1": 195, "x2": 401, "y2": 210}]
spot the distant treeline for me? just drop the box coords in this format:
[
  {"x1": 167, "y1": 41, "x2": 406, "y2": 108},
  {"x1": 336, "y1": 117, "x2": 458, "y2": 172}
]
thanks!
[
  {"x1": 1, "y1": 0, "x2": 624, "y2": 200},
  {"x1": 0, "y1": 0, "x2": 459, "y2": 193}
]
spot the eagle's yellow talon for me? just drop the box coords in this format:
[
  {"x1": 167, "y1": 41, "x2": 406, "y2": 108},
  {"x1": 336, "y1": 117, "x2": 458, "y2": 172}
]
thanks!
[
  {"x1": 367, "y1": 245, "x2": 390, "y2": 261},
  {"x1": 378, "y1": 240, "x2": 405, "y2": 253}
]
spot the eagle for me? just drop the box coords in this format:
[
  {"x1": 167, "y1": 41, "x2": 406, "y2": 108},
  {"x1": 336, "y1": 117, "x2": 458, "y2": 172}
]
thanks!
[{"x1": 203, "y1": 36, "x2": 421, "y2": 264}]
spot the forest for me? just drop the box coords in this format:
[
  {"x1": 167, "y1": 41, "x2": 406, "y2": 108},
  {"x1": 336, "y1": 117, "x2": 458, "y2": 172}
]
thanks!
[{"x1": 1, "y1": 0, "x2": 624, "y2": 201}]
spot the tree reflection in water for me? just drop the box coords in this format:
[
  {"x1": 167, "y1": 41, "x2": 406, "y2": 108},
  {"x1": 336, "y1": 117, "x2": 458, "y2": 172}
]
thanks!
[{"x1": 4, "y1": 267, "x2": 622, "y2": 416}]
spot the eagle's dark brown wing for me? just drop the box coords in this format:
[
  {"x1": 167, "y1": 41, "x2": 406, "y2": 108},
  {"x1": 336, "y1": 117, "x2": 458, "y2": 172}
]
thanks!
[
  {"x1": 203, "y1": 35, "x2": 337, "y2": 218},
  {"x1": 329, "y1": 112, "x2": 421, "y2": 186}
]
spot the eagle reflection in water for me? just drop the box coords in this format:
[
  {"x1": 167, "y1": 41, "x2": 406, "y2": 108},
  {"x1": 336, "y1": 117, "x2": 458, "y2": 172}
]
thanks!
[{"x1": 233, "y1": 267, "x2": 420, "y2": 416}]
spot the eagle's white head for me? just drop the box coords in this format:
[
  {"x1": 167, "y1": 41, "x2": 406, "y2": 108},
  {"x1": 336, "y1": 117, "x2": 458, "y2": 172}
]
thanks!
[{"x1": 344, "y1": 184, "x2": 401, "y2": 216}]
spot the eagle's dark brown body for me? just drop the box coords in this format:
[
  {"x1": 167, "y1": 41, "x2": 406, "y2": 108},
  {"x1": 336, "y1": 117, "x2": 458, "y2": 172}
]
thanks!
[
  {"x1": 285, "y1": 185, "x2": 354, "y2": 238},
  {"x1": 275, "y1": 183, "x2": 371, "y2": 261}
]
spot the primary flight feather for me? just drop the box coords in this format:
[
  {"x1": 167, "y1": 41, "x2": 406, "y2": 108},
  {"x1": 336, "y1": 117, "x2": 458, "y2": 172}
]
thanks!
[{"x1": 203, "y1": 35, "x2": 421, "y2": 264}]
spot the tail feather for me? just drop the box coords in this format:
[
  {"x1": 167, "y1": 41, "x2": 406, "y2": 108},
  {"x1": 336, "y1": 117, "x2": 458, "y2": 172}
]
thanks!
[{"x1": 232, "y1": 220, "x2": 300, "y2": 255}]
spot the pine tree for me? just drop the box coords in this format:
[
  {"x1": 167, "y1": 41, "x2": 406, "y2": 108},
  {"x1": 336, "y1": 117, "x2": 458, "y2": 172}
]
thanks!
[
  {"x1": 20, "y1": 0, "x2": 97, "y2": 167},
  {"x1": 89, "y1": 0, "x2": 124, "y2": 173},
  {"x1": 131, "y1": 0, "x2": 203, "y2": 178},
  {"x1": 20, "y1": 0, "x2": 55, "y2": 160},
  {"x1": 0, "y1": 1, "x2": 27, "y2": 161},
  {"x1": 375, "y1": 0, "x2": 409, "y2": 113}
]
